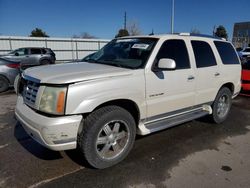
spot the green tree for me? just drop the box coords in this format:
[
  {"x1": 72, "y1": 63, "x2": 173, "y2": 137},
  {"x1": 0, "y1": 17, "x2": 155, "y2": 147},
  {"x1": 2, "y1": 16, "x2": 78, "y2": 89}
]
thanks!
[
  {"x1": 115, "y1": 29, "x2": 129, "y2": 38},
  {"x1": 214, "y1": 25, "x2": 228, "y2": 40},
  {"x1": 30, "y1": 28, "x2": 49, "y2": 37}
]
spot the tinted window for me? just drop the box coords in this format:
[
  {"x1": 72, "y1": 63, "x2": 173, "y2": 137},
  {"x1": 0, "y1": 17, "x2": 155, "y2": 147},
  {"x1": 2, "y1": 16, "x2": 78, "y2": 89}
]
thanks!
[
  {"x1": 156, "y1": 40, "x2": 190, "y2": 69},
  {"x1": 41, "y1": 49, "x2": 47, "y2": 54},
  {"x1": 191, "y1": 41, "x2": 217, "y2": 68},
  {"x1": 244, "y1": 48, "x2": 250, "y2": 52},
  {"x1": 242, "y1": 61, "x2": 250, "y2": 70},
  {"x1": 214, "y1": 41, "x2": 240, "y2": 65},
  {"x1": 30, "y1": 48, "x2": 41, "y2": 55}
]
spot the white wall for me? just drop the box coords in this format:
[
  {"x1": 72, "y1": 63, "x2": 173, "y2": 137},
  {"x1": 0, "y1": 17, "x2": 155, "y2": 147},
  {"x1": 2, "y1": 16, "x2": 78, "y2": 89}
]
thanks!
[{"x1": 0, "y1": 36, "x2": 110, "y2": 61}]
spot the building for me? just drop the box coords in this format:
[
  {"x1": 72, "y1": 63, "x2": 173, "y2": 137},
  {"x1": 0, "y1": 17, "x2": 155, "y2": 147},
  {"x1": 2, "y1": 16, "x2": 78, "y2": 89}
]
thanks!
[{"x1": 232, "y1": 22, "x2": 250, "y2": 49}]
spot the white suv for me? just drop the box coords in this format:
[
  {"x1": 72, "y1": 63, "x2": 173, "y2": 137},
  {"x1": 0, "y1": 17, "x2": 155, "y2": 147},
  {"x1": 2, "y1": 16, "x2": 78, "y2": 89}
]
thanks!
[{"x1": 15, "y1": 34, "x2": 241, "y2": 169}]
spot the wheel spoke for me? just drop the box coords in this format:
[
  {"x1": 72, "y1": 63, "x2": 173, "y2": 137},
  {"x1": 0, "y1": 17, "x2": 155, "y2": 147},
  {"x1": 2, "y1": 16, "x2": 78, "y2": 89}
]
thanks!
[
  {"x1": 103, "y1": 124, "x2": 112, "y2": 136},
  {"x1": 100, "y1": 143, "x2": 111, "y2": 155},
  {"x1": 112, "y1": 143, "x2": 121, "y2": 153},
  {"x1": 113, "y1": 122, "x2": 120, "y2": 133},
  {"x1": 97, "y1": 136, "x2": 108, "y2": 145},
  {"x1": 116, "y1": 131, "x2": 126, "y2": 140}
]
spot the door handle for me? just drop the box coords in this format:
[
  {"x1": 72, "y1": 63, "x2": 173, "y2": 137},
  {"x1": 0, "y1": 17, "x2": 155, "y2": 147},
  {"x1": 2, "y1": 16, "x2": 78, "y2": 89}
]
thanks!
[
  {"x1": 214, "y1": 72, "x2": 220, "y2": 76},
  {"x1": 187, "y1": 75, "x2": 195, "y2": 80}
]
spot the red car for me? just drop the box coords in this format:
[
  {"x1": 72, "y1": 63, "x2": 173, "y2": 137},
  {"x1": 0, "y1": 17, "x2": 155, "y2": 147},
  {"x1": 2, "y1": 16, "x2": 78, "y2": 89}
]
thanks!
[{"x1": 241, "y1": 60, "x2": 250, "y2": 95}]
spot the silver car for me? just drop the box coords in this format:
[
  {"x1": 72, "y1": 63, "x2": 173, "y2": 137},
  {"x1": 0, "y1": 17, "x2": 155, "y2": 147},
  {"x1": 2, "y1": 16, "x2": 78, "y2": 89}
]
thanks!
[
  {"x1": 3, "y1": 47, "x2": 56, "y2": 67},
  {"x1": 0, "y1": 58, "x2": 20, "y2": 92}
]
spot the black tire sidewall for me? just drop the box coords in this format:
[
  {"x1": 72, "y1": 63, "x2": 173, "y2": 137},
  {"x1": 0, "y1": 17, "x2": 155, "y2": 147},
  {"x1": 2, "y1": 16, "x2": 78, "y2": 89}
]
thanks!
[
  {"x1": 212, "y1": 87, "x2": 232, "y2": 124},
  {"x1": 40, "y1": 59, "x2": 50, "y2": 65},
  {"x1": 0, "y1": 76, "x2": 9, "y2": 93},
  {"x1": 79, "y1": 106, "x2": 136, "y2": 169}
]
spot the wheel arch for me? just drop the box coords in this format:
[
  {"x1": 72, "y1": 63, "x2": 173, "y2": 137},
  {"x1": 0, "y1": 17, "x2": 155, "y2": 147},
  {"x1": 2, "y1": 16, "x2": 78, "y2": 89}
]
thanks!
[
  {"x1": 219, "y1": 82, "x2": 234, "y2": 94},
  {"x1": 93, "y1": 99, "x2": 141, "y2": 126}
]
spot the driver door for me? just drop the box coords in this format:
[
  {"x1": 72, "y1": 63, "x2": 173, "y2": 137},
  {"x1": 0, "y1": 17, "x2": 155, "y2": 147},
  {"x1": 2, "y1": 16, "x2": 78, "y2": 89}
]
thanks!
[{"x1": 145, "y1": 39, "x2": 196, "y2": 119}]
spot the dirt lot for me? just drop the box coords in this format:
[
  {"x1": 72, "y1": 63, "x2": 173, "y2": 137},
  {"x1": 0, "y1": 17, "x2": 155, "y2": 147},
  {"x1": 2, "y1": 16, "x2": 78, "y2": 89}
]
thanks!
[{"x1": 0, "y1": 92, "x2": 250, "y2": 188}]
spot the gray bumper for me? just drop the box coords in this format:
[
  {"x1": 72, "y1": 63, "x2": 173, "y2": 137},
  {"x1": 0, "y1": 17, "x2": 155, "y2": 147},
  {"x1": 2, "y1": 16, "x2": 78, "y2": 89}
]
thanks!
[{"x1": 15, "y1": 96, "x2": 82, "y2": 151}]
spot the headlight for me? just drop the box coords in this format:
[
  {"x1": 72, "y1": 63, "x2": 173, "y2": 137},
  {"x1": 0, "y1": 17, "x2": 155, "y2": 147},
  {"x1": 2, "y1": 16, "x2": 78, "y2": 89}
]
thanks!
[{"x1": 39, "y1": 86, "x2": 67, "y2": 115}]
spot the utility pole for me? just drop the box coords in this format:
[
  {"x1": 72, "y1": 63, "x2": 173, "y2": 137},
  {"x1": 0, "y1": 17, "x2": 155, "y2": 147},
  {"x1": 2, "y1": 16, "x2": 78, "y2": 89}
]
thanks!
[
  {"x1": 171, "y1": 0, "x2": 175, "y2": 34},
  {"x1": 124, "y1": 11, "x2": 127, "y2": 30}
]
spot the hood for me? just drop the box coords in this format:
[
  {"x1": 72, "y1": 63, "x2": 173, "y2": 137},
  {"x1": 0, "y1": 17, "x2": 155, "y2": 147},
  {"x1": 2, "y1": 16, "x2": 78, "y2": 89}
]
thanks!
[{"x1": 23, "y1": 62, "x2": 133, "y2": 84}]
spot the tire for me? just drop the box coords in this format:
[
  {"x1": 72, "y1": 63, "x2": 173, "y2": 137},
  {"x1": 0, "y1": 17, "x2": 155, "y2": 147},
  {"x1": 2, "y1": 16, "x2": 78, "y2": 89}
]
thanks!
[
  {"x1": 40, "y1": 59, "x2": 50, "y2": 65},
  {"x1": 210, "y1": 87, "x2": 232, "y2": 124},
  {"x1": 78, "y1": 106, "x2": 136, "y2": 169},
  {"x1": 0, "y1": 75, "x2": 9, "y2": 93}
]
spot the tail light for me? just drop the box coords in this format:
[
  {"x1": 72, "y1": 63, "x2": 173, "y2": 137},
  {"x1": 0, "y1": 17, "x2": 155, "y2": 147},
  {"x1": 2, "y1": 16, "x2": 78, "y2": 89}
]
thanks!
[{"x1": 6, "y1": 63, "x2": 20, "y2": 69}]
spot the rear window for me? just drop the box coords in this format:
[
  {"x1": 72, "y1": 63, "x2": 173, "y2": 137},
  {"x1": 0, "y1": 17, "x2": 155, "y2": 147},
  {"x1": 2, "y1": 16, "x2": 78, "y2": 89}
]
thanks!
[
  {"x1": 191, "y1": 41, "x2": 217, "y2": 68},
  {"x1": 214, "y1": 41, "x2": 240, "y2": 65}
]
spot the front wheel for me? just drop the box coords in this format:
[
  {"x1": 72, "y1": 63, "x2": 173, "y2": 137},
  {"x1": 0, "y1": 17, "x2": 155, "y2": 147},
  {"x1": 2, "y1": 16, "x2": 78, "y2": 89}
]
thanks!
[
  {"x1": 210, "y1": 87, "x2": 232, "y2": 124},
  {"x1": 78, "y1": 106, "x2": 136, "y2": 169}
]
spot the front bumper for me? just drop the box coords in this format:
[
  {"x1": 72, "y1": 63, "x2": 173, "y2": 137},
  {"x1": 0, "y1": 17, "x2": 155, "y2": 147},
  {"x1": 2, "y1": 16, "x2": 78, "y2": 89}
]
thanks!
[{"x1": 15, "y1": 96, "x2": 82, "y2": 151}]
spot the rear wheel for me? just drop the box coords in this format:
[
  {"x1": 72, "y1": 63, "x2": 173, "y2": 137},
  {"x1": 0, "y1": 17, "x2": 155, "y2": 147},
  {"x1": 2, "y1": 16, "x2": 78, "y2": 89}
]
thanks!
[
  {"x1": 210, "y1": 87, "x2": 232, "y2": 124},
  {"x1": 40, "y1": 59, "x2": 51, "y2": 65},
  {"x1": 0, "y1": 75, "x2": 9, "y2": 93},
  {"x1": 78, "y1": 106, "x2": 136, "y2": 169}
]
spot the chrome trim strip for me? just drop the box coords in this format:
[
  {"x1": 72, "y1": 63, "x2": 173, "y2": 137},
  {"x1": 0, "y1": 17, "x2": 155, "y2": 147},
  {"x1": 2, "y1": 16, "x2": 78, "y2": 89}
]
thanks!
[
  {"x1": 145, "y1": 107, "x2": 203, "y2": 124},
  {"x1": 22, "y1": 74, "x2": 40, "y2": 83}
]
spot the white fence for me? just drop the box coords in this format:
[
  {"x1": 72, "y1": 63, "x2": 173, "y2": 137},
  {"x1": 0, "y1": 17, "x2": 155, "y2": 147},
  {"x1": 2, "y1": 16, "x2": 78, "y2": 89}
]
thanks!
[{"x1": 0, "y1": 36, "x2": 110, "y2": 61}]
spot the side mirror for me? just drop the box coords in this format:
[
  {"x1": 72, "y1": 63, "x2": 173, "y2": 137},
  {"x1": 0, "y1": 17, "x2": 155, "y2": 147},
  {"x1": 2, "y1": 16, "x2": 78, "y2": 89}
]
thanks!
[
  {"x1": 156, "y1": 58, "x2": 176, "y2": 71},
  {"x1": 15, "y1": 52, "x2": 19, "y2": 56}
]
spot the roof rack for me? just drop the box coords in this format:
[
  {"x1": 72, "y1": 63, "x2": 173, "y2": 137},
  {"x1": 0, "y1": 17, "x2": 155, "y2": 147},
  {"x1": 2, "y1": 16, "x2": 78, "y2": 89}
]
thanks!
[{"x1": 179, "y1": 33, "x2": 226, "y2": 40}]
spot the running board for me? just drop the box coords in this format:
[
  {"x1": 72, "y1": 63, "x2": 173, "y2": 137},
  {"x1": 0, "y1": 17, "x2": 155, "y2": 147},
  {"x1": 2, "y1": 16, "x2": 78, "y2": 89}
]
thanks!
[{"x1": 144, "y1": 108, "x2": 210, "y2": 134}]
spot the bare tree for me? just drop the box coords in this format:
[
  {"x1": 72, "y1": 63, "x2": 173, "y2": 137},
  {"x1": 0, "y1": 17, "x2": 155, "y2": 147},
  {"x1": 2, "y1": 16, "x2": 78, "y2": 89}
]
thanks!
[
  {"x1": 190, "y1": 28, "x2": 200, "y2": 34},
  {"x1": 127, "y1": 21, "x2": 142, "y2": 36},
  {"x1": 73, "y1": 32, "x2": 96, "y2": 39}
]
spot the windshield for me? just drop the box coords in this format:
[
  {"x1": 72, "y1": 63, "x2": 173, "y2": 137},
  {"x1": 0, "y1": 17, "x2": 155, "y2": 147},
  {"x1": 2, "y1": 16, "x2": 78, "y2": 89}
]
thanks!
[{"x1": 86, "y1": 38, "x2": 158, "y2": 69}]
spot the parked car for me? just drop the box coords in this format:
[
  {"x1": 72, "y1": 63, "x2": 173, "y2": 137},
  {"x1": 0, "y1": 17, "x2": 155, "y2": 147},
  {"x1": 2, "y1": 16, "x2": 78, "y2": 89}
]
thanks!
[
  {"x1": 241, "y1": 60, "x2": 250, "y2": 94},
  {"x1": 2, "y1": 47, "x2": 56, "y2": 69},
  {"x1": 238, "y1": 47, "x2": 250, "y2": 63},
  {"x1": 0, "y1": 58, "x2": 20, "y2": 92},
  {"x1": 15, "y1": 33, "x2": 241, "y2": 169}
]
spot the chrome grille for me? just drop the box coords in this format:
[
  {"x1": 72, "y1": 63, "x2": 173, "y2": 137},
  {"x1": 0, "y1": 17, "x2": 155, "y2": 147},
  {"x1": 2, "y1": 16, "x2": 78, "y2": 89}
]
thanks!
[{"x1": 23, "y1": 80, "x2": 40, "y2": 106}]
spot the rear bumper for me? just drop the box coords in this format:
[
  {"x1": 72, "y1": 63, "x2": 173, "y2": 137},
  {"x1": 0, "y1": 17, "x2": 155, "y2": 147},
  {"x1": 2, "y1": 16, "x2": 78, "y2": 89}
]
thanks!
[{"x1": 15, "y1": 96, "x2": 82, "y2": 151}]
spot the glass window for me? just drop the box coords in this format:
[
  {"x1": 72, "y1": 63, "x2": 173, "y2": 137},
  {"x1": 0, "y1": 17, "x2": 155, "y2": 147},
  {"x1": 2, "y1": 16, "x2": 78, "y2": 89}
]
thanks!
[
  {"x1": 41, "y1": 49, "x2": 47, "y2": 54},
  {"x1": 30, "y1": 48, "x2": 41, "y2": 55},
  {"x1": 191, "y1": 41, "x2": 217, "y2": 68},
  {"x1": 214, "y1": 41, "x2": 240, "y2": 65},
  {"x1": 9, "y1": 48, "x2": 28, "y2": 56},
  {"x1": 244, "y1": 48, "x2": 250, "y2": 52},
  {"x1": 87, "y1": 38, "x2": 158, "y2": 69},
  {"x1": 242, "y1": 61, "x2": 250, "y2": 70},
  {"x1": 156, "y1": 39, "x2": 190, "y2": 69}
]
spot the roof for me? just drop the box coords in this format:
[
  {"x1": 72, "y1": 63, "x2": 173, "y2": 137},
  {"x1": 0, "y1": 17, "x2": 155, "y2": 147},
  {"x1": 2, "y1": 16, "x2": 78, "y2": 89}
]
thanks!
[{"x1": 120, "y1": 33, "x2": 225, "y2": 41}]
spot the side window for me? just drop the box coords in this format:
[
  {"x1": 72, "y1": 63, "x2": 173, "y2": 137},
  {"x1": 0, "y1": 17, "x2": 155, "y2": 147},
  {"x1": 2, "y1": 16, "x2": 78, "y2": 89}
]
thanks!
[
  {"x1": 156, "y1": 39, "x2": 190, "y2": 69},
  {"x1": 191, "y1": 41, "x2": 217, "y2": 68},
  {"x1": 30, "y1": 48, "x2": 41, "y2": 55},
  {"x1": 214, "y1": 41, "x2": 240, "y2": 65},
  {"x1": 41, "y1": 49, "x2": 47, "y2": 54}
]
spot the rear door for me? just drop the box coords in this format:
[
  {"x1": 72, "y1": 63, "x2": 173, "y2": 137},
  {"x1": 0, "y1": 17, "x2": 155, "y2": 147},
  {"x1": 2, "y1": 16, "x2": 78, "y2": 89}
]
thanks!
[
  {"x1": 146, "y1": 39, "x2": 196, "y2": 119},
  {"x1": 191, "y1": 40, "x2": 221, "y2": 105},
  {"x1": 28, "y1": 48, "x2": 42, "y2": 65}
]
